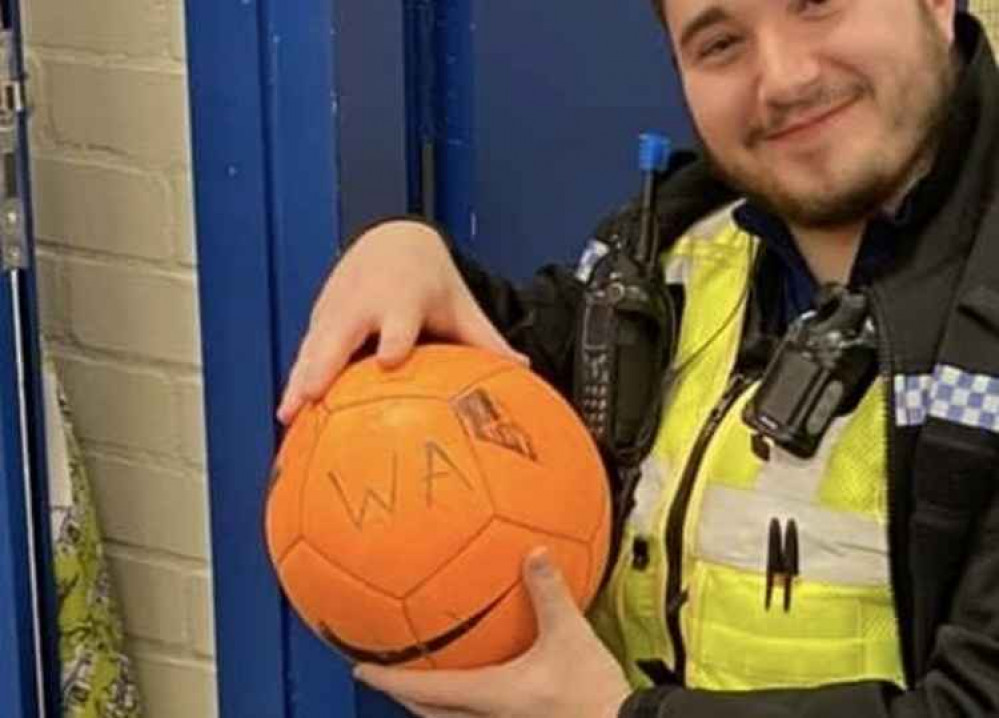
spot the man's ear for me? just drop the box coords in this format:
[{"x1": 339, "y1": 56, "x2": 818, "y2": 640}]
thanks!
[{"x1": 924, "y1": 0, "x2": 957, "y2": 45}]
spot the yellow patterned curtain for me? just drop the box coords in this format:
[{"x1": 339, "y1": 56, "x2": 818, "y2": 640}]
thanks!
[
  {"x1": 971, "y1": 0, "x2": 999, "y2": 46},
  {"x1": 44, "y1": 360, "x2": 142, "y2": 717}
]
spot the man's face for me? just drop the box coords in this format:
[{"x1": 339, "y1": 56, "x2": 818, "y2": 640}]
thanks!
[{"x1": 664, "y1": 0, "x2": 958, "y2": 228}]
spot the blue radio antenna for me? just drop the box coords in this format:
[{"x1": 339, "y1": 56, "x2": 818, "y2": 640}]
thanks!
[{"x1": 636, "y1": 132, "x2": 671, "y2": 267}]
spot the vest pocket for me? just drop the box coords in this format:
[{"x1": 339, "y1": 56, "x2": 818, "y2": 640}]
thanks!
[
  {"x1": 589, "y1": 526, "x2": 679, "y2": 689},
  {"x1": 683, "y1": 561, "x2": 905, "y2": 691}
]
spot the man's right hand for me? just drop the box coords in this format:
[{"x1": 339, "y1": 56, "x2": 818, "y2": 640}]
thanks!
[{"x1": 277, "y1": 219, "x2": 526, "y2": 424}]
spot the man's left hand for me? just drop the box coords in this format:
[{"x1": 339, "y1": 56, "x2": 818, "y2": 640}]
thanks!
[{"x1": 353, "y1": 548, "x2": 632, "y2": 718}]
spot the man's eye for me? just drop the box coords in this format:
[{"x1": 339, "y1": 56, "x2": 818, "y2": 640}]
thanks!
[
  {"x1": 794, "y1": 0, "x2": 834, "y2": 16},
  {"x1": 699, "y1": 34, "x2": 742, "y2": 61}
]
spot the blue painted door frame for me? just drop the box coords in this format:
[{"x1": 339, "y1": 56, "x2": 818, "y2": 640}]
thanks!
[
  {"x1": 186, "y1": 1, "x2": 683, "y2": 716},
  {"x1": 0, "y1": 0, "x2": 59, "y2": 712},
  {"x1": 185, "y1": 0, "x2": 376, "y2": 714}
]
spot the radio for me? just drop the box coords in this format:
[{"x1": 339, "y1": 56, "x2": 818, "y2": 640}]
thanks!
[{"x1": 574, "y1": 134, "x2": 678, "y2": 467}]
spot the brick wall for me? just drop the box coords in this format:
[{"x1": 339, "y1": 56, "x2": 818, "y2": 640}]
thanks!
[
  {"x1": 970, "y1": 0, "x2": 998, "y2": 45},
  {"x1": 23, "y1": 1, "x2": 217, "y2": 716}
]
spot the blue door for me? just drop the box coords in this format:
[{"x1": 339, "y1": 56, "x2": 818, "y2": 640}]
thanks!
[
  {"x1": 0, "y1": 0, "x2": 58, "y2": 713},
  {"x1": 188, "y1": 2, "x2": 688, "y2": 716}
]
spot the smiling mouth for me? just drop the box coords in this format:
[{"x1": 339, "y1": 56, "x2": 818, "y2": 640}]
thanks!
[
  {"x1": 318, "y1": 582, "x2": 518, "y2": 666},
  {"x1": 763, "y1": 97, "x2": 860, "y2": 143}
]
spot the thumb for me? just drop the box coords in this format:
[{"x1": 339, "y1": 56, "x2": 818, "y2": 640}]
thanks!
[
  {"x1": 522, "y1": 548, "x2": 580, "y2": 637},
  {"x1": 449, "y1": 300, "x2": 530, "y2": 367}
]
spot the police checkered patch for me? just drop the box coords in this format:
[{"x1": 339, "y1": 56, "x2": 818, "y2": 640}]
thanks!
[
  {"x1": 575, "y1": 239, "x2": 610, "y2": 283},
  {"x1": 894, "y1": 365, "x2": 999, "y2": 433}
]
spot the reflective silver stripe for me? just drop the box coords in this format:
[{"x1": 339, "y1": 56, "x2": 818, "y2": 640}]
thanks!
[
  {"x1": 695, "y1": 415, "x2": 889, "y2": 586},
  {"x1": 696, "y1": 486, "x2": 889, "y2": 586},
  {"x1": 895, "y1": 365, "x2": 999, "y2": 432}
]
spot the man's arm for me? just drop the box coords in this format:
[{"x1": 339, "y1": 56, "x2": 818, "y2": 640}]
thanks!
[{"x1": 451, "y1": 250, "x2": 584, "y2": 398}]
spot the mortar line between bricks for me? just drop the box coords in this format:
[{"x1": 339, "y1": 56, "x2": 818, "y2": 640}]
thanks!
[
  {"x1": 35, "y1": 246, "x2": 198, "y2": 277},
  {"x1": 82, "y1": 445, "x2": 207, "y2": 481},
  {"x1": 34, "y1": 246, "x2": 200, "y2": 280},
  {"x1": 31, "y1": 149, "x2": 190, "y2": 176},
  {"x1": 126, "y1": 643, "x2": 213, "y2": 665},
  {"x1": 105, "y1": 542, "x2": 212, "y2": 573},
  {"x1": 27, "y1": 46, "x2": 188, "y2": 73},
  {"x1": 129, "y1": 645, "x2": 217, "y2": 668},
  {"x1": 80, "y1": 441, "x2": 207, "y2": 474},
  {"x1": 46, "y1": 341, "x2": 204, "y2": 375},
  {"x1": 28, "y1": 146, "x2": 192, "y2": 174},
  {"x1": 30, "y1": 149, "x2": 193, "y2": 178},
  {"x1": 128, "y1": 643, "x2": 218, "y2": 670}
]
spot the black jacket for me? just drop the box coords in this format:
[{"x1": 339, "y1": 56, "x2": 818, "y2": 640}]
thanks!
[{"x1": 448, "y1": 12, "x2": 999, "y2": 718}]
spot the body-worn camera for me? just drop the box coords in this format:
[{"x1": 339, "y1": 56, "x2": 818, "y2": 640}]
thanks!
[
  {"x1": 574, "y1": 134, "x2": 677, "y2": 468},
  {"x1": 743, "y1": 285, "x2": 878, "y2": 459}
]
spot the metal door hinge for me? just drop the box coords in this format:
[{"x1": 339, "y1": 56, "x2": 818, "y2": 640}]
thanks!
[{"x1": 0, "y1": 29, "x2": 27, "y2": 272}]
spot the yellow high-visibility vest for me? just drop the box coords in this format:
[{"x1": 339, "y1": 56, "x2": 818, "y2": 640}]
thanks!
[{"x1": 588, "y1": 206, "x2": 906, "y2": 691}]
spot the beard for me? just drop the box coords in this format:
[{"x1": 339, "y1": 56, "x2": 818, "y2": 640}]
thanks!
[{"x1": 701, "y1": 7, "x2": 958, "y2": 229}]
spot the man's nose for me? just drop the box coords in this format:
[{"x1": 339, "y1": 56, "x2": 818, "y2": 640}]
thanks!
[{"x1": 756, "y1": 28, "x2": 822, "y2": 108}]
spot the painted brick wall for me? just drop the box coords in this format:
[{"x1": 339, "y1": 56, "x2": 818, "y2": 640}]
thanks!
[
  {"x1": 22, "y1": 0, "x2": 217, "y2": 716},
  {"x1": 971, "y1": 0, "x2": 998, "y2": 44}
]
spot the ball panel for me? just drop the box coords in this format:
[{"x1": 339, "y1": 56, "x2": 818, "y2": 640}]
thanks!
[
  {"x1": 301, "y1": 399, "x2": 494, "y2": 598},
  {"x1": 454, "y1": 370, "x2": 609, "y2": 543},
  {"x1": 403, "y1": 520, "x2": 594, "y2": 669},
  {"x1": 323, "y1": 344, "x2": 516, "y2": 412},
  {"x1": 279, "y1": 542, "x2": 432, "y2": 669},
  {"x1": 266, "y1": 403, "x2": 324, "y2": 562}
]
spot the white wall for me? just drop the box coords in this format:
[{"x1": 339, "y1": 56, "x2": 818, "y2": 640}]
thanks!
[{"x1": 23, "y1": 0, "x2": 217, "y2": 716}]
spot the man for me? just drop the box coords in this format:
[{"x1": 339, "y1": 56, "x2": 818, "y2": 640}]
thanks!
[{"x1": 279, "y1": 0, "x2": 999, "y2": 715}]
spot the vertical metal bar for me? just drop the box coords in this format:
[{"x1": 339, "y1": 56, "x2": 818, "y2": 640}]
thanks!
[
  {"x1": 0, "y1": 276, "x2": 37, "y2": 718},
  {"x1": 404, "y1": 0, "x2": 438, "y2": 220},
  {"x1": 9, "y1": 272, "x2": 46, "y2": 718},
  {"x1": 0, "y1": 30, "x2": 26, "y2": 272},
  {"x1": 433, "y1": 0, "x2": 475, "y2": 246},
  {"x1": 0, "y1": 0, "x2": 60, "y2": 710},
  {"x1": 418, "y1": 0, "x2": 438, "y2": 221}
]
